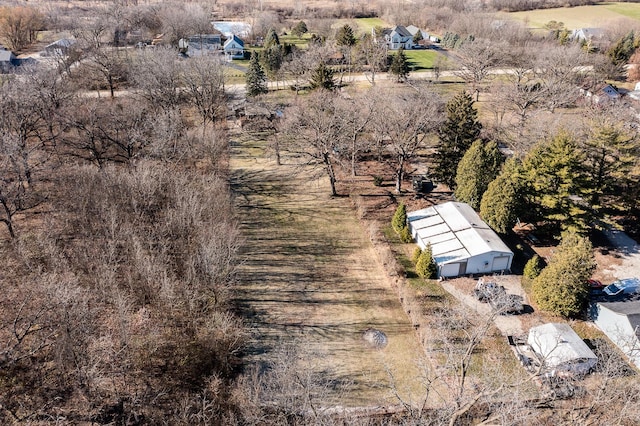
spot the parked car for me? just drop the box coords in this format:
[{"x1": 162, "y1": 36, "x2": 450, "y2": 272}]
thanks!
[
  {"x1": 587, "y1": 279, "x2": 604, "y2": 289},
  {"x1": 603, "y1": 283, "x2": 624, "y2": 297}
]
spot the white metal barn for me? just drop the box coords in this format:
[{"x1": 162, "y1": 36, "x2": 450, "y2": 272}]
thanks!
[
  {"x1": 592, "y1": 300, "x2": 640, "y2": 369},
  {"x1": 528, "y1": 323, "x2": 598, "y2": 376},
  {"x1": 406, "y1": 202, "x2": 513, "y2": 278}
]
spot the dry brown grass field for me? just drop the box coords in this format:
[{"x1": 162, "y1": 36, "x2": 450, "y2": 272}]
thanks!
[{"x1": 229, "y1": 122, "x2": 434, "y2": 408}]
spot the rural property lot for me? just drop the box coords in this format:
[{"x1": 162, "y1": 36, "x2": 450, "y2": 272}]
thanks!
[{"x1": 229, "y1": 125, "x2": 430, "y2": 408}]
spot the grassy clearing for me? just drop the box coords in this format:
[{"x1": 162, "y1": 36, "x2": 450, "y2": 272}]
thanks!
[
  {"x1": 355, "y1": 17, "x2": 389, "y2": 34},
  {"x1": 505, "y1": 2, "x2": 640, "y2": 30},
  {"x1": 231, "y1": 127, "x2": 430, "y2": 407},
  {"x1": 405, "y1": 49, "x2": 441, "y2": 70}
]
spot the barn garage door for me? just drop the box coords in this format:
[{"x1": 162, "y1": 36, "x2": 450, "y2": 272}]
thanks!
[
  {"x1": 492, "y1": 256, "x2": 510, "y2": 271},
  {"x1": 440, "y1": 263, "x2": 461, "y2": 277}
]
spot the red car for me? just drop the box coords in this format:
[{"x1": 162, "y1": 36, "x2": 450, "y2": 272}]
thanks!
[{"x1": 587, "y1": 279, "x2": 604, "y2": 289}]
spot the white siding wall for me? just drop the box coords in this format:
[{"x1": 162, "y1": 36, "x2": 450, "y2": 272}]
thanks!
[{"x1": 594, "y1": 306, "x2": 640, "y2": 369}]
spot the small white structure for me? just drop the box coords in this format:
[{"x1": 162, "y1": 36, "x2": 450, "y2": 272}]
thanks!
[
  {"x1": 528, "y1": 323, "x2": 597, "y2": 376},
  {"x1": 407, "y1": 202, "x2": 513, "y2": 278},
  {"x1": 223, "y1": 35, "x2": 245, "y2": 59},
  {"x1": 592, "y1": 299, "x2": 640, "y2": 369}
]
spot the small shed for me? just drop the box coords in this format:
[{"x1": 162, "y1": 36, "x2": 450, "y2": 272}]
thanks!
[
  {"x1": 528, "y1": 323, "x2": 597, "y2": 376},
  {"x1": 406, "y1": 202, "x2": 513, "y2": 278},
  {"x1": 592, "y1": 299, "x2": 640, "y2": 369}
]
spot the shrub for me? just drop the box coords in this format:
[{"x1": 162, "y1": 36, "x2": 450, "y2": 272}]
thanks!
[
  {"x1": 373, "y1": 175, "x2": 383, "y2": 186},
  {"x1": 416, "y1": 244, "x2": 437, "y2": 279},
  {"x1": 392, "y1": 203, "x2": 407, "y2": 234},
  {"x1": 400, "y1": 225, "x2": 413, "y2": 243},
  {"x1": 412, "y1": 246, "x2": 422, "y2": 264},
  {"x1": 523, "y1": 254, "x2": 543, "y2": 279}
]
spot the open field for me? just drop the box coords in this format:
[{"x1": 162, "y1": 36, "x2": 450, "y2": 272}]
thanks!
[
  {"x1": 405, "y1": 49, "x2": 441, "y2": 70},
  {"x1": 229, "y1": 125, "x2": 431, "y2": 407},
  {"x1": 505, "y1": 2, "x2": 640, "y2": 30}
]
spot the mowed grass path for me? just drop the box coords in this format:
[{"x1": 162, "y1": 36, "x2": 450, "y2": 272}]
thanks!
[
  {"x1": 507, "y1": 2, "x2": 640, "y2": 29},
  {"x1": 229, "y1": 127, "x2": 429, "y2": 407}
]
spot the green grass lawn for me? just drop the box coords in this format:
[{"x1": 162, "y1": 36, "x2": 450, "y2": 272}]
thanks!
[
  {"x1": 354, "y1": 17, "x2": 389, "y2": 34},
  {"x1": 279, "y1": 33, "x2": 311, "y2": 48},
  {"x1": 506, "y1": 2, "x2": 640, "y2": 30},
  {"x1": 404, "y1": 49, "x2": 441, "y2": 70}
]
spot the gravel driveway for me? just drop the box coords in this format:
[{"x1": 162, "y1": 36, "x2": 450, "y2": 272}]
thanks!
[
  {"x1": 441, "y1": 275, "x2": 528, "y2": 336},
  {"x1": 601, "y1": 227, "x2": 640, "y2": 281}
]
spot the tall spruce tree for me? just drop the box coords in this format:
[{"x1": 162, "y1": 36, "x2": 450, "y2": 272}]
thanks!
[
  {"x1": 480, "y1": 158, "x2": 526, "y2": 234},
  {"x1": 521, "y1": 130, "x2": 588, "y2": 231},
  {"x1": 434, "y1": 91, "x2": 482, "y2": 189},
  {"x1": 389, "y1": 47, "x2": 409, "y2": 82},
  {"x1": 309, "y1": 62, "x2": 335, "y2": 90},
  {"x1": 454, "y1": 140, "x2": 503, "y2": 210},
  {"x1": 336, "y1": 24, "x2": 356, "y2": 47},
  {"x1": 245, "y1": 52, "x2": 268, "y2": 97}
]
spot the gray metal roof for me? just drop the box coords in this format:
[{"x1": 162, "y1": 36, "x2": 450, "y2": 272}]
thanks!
[{"x1": 407, "y1": 202, "x2": 512, "y2": 264}]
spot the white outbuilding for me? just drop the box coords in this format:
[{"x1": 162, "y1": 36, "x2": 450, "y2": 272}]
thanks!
[
  {"x1": 528, "y1": 323, "x2": 597, "y2": 376},
  {"x1": 592, "y1": 299, "x2": 640, "y2": 369},
  {"x1": 406, "y1": 202, "x2": 513, "y2": 278}
]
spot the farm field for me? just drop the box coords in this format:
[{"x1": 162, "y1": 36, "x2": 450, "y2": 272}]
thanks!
[
  {"x1": 229, "y1": 123, "x2": 432, "y2": 407},
  {"x1": 506, "y1": 2, "x2": 640, "y2": 30}
]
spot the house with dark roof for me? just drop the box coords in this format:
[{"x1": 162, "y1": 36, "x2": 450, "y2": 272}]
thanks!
[
  {"x1": 187, "y1": 34, "x2": 222, "y2": 57},
  {"x1": 384, "y1": 26, "x2": 414, "y2": 50},
  {"x1": 42, "y1": 38, "x2": 76, "y2": 57},
  {"x1": 592, "y1": 298, "x2": 640, "y2": 369},
  {"x1": 223, "y1": 34, "x2": 244, "y2": 59}
]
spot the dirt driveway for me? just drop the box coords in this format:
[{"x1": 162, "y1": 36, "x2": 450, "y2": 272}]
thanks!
[
  {"x1": 229, "y1": 127, "x2": 429, "y2": 408},
  {"x1": 441, "y1": 275, "x2": 531, "y2": 336}
]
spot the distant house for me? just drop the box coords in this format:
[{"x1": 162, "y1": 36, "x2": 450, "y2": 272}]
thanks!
[
  {"x1": 223, "y1": 35, "x2": 245, "y2": 59},
  {"x1": 571, "y1": 27, "x2": 604, "y2": 43},
  {"x1": 580, "y1": 82, "x2": 621, "y2": 105},
  {"x1": 384, "y1": 26, "x2": 414, "y2": 50},
  {"x1": 592, "y1": 299, "x2": 640, "y2": 369},
  {"x1": 42, "y1": 38, "x2": 75, "y2": 57},
  {"x1": 187, "y1": 34, "x2": 222, "y2": 56},
  {"x1": 0, "y1": 50, "x2": 19, "y2": 73},
  {"x1": 407, "y1": 202, "x2": 513, "y2": 278},
  {"x1": 528, "y1": 323, "x2": 598, "y2": 377}
]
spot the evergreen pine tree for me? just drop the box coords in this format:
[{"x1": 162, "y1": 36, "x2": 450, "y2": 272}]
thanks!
[
  {"x1": 309, "y1": 62, "x2": 335, "y2": 90},
  {"x1": 336, "y1": 24, "x2": 356, "y2": 47},
  {"x1": 454, "y1": 140, "x2": 503, "y2": 210},
  {"x1": 480, "y1": 158, "x2": 526, "y2": 234},
  {"x1": 392, "y1": 203, "x2": 407, "y2": 234},
  {"x1": 389, "y1": 47, "x2": 409, "y2": 82},
  {"x1": 434, "y1": 91, "x2": 482, "y2": 189},
  {"x1": 523, "y1": 254, "x2": 543, "y2": 280},
  {"x1": 245, "y1": 52, "x2": 268, "y2": 97},
  {"x1": 264, "y1": 28, "x2": 280, "y2": 48},
  {"x1": 416, "y1": 244, "x2": 437, "y2": 279},
  {"x1": 413, "y1": 30, "x2": 423, "y2": 45},
  {"x1": 532, "y1": 231, "x2": 595, "y2": 318}
]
